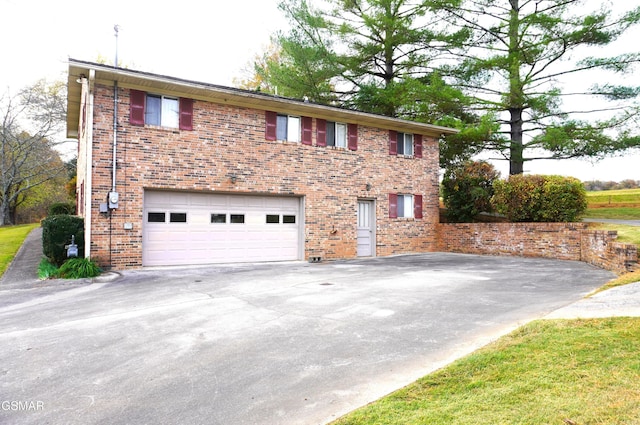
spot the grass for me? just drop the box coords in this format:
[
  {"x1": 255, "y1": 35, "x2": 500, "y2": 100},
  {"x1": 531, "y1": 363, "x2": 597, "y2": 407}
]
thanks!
[
  {"x1": 596, "y1": 270, "x2": 640, "y2": 294},
  {"x1": 586, "y1": 188, "x2": 640, "y2": 205},
  {"x1": 332, "y1": 318, "x2": 640, "y2": 425},
  {"x1": 583, "y1": 207, "x2": 640, "y2": 220},
  {"x1": 0, "y1": 223, "x2": 39, "y2": 277},
  {"x1": 586, "y1": 223, "x2": 640, "y2": 247}
]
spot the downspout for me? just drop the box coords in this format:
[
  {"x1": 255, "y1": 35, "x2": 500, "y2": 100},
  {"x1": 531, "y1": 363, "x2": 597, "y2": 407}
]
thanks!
[
  {"x1": 84, "y1": 70, "x2": 96, "y2": 259},
  {"x1": 112, "y1": 81, "x2": 118, "y2": 194}
]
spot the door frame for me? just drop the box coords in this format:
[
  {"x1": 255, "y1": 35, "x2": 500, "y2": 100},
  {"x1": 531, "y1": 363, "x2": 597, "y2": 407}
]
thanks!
[{"x1": 357, "y1": 199, "x2": 376, "y2": 257}]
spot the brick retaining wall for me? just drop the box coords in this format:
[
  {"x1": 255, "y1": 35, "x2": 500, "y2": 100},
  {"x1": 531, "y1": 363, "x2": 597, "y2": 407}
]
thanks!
[{"x1": 436, "y1": 222, "x2": 638, "y2": 274}]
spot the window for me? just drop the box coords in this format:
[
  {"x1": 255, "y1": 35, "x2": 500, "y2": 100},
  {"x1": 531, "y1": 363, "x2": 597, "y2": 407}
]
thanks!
[
  {"x1": 169, "y1": 212, "x2": 187, "y2": 223},
  {"x1": 397, "y1": 195, "x2": 414, "y2": 218},
  {"x1": 316, "y1": 119, "x2": 358, "y2": 150},
  {"x1": 276, "y1": 114, "x2": 300, "y2": 142},
  {"x1": 148, "y1": 212, "x2": 166, "y2": 223},
  {"x1": 130, "y1": 89, "x2": 193, "y2": 130},
  {"x1": 389, "y1": 131, "x2": 422, "y2": 158},
  {"x1": 397, "y1": 132, "x2": 413, "y2": 156},
  {"x1": 230, "y1": 214, "x2": 245, "y2": 224},
  {"x1": 389, "y1": 193, "x2": 423, "y2": 219},
  {"x1": 325, "y1": 122, "x2": 347, "y2": 148},
  {"x1": 266, "y1": 214, "x2": 280, "y2": 224},
  {"x1": 146, "y1": 95, "x2": 179, "y2": 128},
  {"x1": 283, "y1": 215, "x2": 296, "y2": 224},
  {"x1": 211, "y1": 214, "x2": 226, "y2": 223}
]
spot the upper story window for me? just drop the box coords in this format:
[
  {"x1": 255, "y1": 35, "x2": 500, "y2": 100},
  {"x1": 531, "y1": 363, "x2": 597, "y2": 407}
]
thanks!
[
  {"x1": 326, "y1": 121, "x2": 347, "y2": 148},
  {"x1": 389, "y1": 130, "x2": 422, "y2": 158},
  {"x1": 389, "y1": 193, "x2": 423, "y2": 219},
  {"x1": 397, "y1": 132, "x2": 413, "y2": 156},
  {"x1": 277, "y1": 114, "x2": 301, "y2": 142},
  {"x1": 316, "y1": 118, "x2": 358, "y2": 151},
  {"x1": 266, "y1": 111, "x2": 310, "y2": 143},
  {"x1": 146, "y1": 95, "x2": 179, "y2": 127},
  {"x1": 130, "y1": 89, "x2": 193, "y2": 130}
]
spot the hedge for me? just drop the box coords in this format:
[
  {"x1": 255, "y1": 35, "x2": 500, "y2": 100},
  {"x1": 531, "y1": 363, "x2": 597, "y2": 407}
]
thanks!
[{"x1": 41, "y1": 215, "x2": 85, "y2": 267}]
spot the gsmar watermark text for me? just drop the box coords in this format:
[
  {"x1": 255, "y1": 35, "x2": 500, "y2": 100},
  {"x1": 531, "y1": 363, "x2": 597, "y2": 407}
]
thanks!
[{"x1": 1, "y1": 400, "x2": 44, "y2": 411}]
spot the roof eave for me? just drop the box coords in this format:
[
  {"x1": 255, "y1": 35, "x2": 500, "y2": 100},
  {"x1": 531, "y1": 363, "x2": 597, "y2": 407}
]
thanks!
[{"x1": 66, "y1": 59, "x2": 459, "y2": 139}]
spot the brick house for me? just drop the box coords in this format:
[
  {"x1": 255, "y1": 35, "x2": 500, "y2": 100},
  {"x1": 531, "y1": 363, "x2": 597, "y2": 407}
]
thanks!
[{"x1": 66, "y1": 59, "x2": 457, "y2": 269}]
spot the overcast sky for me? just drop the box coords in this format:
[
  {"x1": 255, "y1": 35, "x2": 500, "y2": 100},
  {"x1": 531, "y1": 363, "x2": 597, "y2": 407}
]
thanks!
[{"x1": 1, "y1": 0, "x2": 638, "y2": 182}]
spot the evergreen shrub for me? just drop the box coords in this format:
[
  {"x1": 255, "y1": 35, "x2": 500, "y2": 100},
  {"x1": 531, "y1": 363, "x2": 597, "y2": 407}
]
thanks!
[{"x1": 41, "y1": 215, "x2": 84, "y2": 267}]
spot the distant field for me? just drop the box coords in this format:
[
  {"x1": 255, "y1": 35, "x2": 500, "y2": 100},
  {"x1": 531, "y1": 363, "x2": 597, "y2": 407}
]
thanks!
[{"x1": 586, "y1": 188, "x2": 640, "y2": 206}]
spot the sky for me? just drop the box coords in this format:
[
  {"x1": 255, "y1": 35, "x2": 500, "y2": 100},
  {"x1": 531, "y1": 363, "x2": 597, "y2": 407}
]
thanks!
[{"x1": 1, "y1": 0, "x2": 639, "y2": 182}]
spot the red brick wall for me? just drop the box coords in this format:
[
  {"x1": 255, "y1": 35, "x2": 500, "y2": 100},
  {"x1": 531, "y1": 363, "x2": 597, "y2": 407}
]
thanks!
[
  {"x1": 437, "y1": 222, "x2": 638, "y2": 273},
  {"x1": 85, "y1": 84, "x2": 440, "y2": 268},
  {"x1": 581, "y1": 230, "x2": 638, "y2": 273}
]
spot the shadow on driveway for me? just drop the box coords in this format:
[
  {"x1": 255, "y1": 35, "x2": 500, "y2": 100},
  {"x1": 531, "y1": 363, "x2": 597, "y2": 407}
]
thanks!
[{"x1": 0, "y1": 253, "x2": 614, "y2": 424}]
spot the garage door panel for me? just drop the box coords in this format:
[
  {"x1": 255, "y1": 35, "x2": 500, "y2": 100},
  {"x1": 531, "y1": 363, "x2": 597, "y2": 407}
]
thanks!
[{"x1": 143, "y1": 191, "x2": 301, "y2": 266}]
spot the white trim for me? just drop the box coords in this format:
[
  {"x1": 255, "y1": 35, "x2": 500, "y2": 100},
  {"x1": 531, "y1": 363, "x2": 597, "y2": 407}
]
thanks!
[{"x1": 84, "y1": 70, "x2": 95, "y2": 258}]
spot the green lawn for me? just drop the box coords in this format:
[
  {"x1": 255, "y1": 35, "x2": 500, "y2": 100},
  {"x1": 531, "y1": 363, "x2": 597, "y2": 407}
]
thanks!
[
  {"x1": 586, "y1": 188, "x2": 640, "y2": 204},
  {"x1": 332, "y1": 318, "x2": 640, "y2": 425},
  {"x1": 587, "y1": 223, "x2": 640, "y2": 247},
  {"x1": 583, "y1": 207, "x2": 640, "y2": 220},
  {"x1": 0, "y1": 223, "x2": 39, "y2": 277}
]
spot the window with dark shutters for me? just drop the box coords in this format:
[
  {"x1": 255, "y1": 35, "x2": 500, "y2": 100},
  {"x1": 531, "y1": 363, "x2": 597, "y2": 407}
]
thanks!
[
  {"x1": 348, "y1": 123, "x2": 358, "y2": 151},
  {"x1": 316, "y1": 119, "x2": 327, "y2": 147},
  {"x1": 414, "y1": 194, "x2": 423, "y2": 219},
  {"x1": 414, "y1": 134, "x2": 423, "y2": 158},
  {"x1": 179, "y1": 98, "x2": 194, "y2": 131},
  {"x1": 265, "y1": 111, "x2": 277, "y2": 141},
  {"x1": 389, "y1": 130, "x2": 397, "y2": 155},
  {"x1": 130, "y1": 89, "x2": 145, "y2": 126},
  {"x1": 389, "y1": 193, "x2": 398, "y2": 218},
  {"x1": 301, "y1": 116, "x2": 313, "y2": 145}
]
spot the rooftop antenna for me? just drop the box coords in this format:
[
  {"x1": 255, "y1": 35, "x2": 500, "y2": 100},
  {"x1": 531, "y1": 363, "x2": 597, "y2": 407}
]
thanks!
[{"x1": 114, "y1": 24, "x2": 120, "y2": 67}]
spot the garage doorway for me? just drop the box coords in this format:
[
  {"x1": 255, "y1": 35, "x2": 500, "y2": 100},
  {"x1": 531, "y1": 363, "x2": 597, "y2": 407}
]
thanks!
[{"x1": 143, "y1": 191, "x2": 302, "y2": 266}]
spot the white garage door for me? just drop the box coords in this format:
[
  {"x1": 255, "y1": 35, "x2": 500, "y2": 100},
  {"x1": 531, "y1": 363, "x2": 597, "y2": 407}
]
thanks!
[{"x1": 143, "y1": 191, "x2": 302, "y2": 266}]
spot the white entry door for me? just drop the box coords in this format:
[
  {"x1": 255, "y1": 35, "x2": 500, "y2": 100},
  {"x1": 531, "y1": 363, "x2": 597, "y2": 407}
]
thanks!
[{"x1": 357, "y1": 200, "x2": 375, "y2": 257}]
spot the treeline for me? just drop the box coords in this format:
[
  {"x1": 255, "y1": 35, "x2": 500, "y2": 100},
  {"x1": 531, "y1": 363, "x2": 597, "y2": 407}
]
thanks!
[{"x1": 583, "y1": 180, "x2": 640, "y2": 191}]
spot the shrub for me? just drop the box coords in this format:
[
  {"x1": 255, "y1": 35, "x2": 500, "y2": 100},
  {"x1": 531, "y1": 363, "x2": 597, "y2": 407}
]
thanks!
[
  {"x1": 58, "y1": 257, "x2": 102, "y2": 279},
  {"x1": 41, "y1": 215, "x2": 84, "y2": 267},
  {"x1": 492, "y1": 174, "x2": 587, "y2": 222},
  {"x1": 48, "y1": 202, "x2": 75, "y2": 216},
  {"x1": 37, "y1": 258, "x2": 59, "y2": 280},
  {"x1": 441, "y1": 160, "x2": 501, "y2": 222}
]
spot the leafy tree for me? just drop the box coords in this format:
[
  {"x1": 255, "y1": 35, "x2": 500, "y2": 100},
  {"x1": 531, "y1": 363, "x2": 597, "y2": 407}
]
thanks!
[
  {"x1": 430, "y1": 0, "x2": 640, "y2": 174},
  {"x1": 246, "y1": 0, "x2": 494, "y2": 166},
  {"x1": 441, "y1": 160, "x2": 501, "y2": 222},
  {"x1": 0, "y1": 80, "x2": 68, "y2": 225}
]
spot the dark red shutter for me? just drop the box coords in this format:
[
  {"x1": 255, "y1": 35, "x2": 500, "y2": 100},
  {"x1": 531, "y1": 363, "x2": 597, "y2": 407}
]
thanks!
[
  {"x1": 130, "y1": 89, "x2": 145, "y2": 126},
  {"x1": 265, "y1": 111, "x2": 277, "y2": 141},
  {"x1": 348, "y1": 123, "x2": 358, "y2": 151},
  {"x1": 316, "y1": 119, "x2": 327, "y2": 146},
  {"x1": 414, "y1": 134, "x2": 423, "y2": 158},
  {"x1": 389, "y1": 130, "x2": 397, "y2": 155},
  {"x1": 414, "y1": 194, "x2": 423, "y2": 219},
  {"x1": 389, "y1": 193, "x2": 398, "y2": 218},
  {"x1": 179, "y1": 98, "x2": 194, "y2": 131},
  {"x1": 301, "y1": 116, "x2": 313, "y2": 145}
]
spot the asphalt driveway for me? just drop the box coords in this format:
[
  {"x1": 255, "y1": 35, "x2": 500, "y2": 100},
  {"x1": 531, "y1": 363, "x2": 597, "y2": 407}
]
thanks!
[{"x1": 0, "y1": 254, "x2": 614, "y2": 425}]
